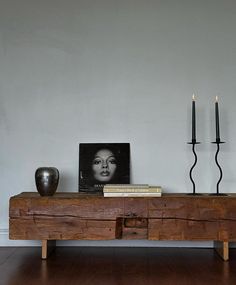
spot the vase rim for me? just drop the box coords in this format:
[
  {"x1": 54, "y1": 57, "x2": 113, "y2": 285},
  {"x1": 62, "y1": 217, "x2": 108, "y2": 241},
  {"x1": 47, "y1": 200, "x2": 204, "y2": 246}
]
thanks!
[{"x1": 36, "y1": 167, "x2": 58, "y2": 169}]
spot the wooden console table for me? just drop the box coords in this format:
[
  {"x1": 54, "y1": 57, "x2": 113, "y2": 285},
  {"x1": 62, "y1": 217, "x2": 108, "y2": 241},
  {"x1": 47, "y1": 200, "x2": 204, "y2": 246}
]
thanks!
[{"x1": 9, "y1": 192, "x2": 236, "y2": 260}]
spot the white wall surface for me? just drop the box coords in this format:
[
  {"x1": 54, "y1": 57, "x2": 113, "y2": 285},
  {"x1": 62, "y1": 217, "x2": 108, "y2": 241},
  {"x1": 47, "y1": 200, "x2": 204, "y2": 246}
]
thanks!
[{"x1": 1, "y1": 0, "x2": 236, "y2": 246}]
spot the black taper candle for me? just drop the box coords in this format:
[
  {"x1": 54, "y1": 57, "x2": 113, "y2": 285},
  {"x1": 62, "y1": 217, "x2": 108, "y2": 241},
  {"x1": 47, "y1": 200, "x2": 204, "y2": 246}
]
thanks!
[
  {"x1": 192, "y1": 95, "x2": 196, "y2": 142},
  {"x1": 215, "y1": 96, "x2": 220, "y2": 142}
]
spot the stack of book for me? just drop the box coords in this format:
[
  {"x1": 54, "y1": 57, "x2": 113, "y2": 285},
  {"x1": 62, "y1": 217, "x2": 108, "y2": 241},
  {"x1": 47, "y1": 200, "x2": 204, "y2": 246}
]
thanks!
[{"x1": 103, "y1": 184, "x2": 162, "y2": 197}]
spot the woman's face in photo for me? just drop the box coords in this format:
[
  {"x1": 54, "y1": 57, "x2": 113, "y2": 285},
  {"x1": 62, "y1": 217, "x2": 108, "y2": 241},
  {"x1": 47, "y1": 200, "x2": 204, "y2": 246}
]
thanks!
[{"x1": 92, "y1": 149, "x2": 117, "y2": 182}]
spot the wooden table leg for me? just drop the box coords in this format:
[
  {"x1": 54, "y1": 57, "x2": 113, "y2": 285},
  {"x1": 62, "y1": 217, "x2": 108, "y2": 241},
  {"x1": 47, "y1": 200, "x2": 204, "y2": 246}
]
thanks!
[
  {"x1": 41, "y1": 240, "x2": 56, "y2": 259},
  {"x1": 214, "y1": 241, "x2": 229, "y2": 261}
]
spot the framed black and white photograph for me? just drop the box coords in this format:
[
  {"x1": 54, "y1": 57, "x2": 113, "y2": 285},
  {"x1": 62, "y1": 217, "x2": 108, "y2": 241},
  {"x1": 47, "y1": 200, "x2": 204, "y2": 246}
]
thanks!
[{"x1": 79, "y1": 143, "x2": 130, "y2": 193}]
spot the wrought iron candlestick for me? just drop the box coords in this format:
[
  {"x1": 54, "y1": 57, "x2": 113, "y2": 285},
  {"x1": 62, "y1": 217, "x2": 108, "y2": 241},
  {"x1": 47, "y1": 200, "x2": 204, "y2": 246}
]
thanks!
[
  {"x1": 211, "y1": 140, "x2": 227, "y2": 196},
  {"x1": 211, "y1": 96, "x2": 227, "y2": 196},
  {"x1": 188, "y1": 140, "x2": 201, "y2": 195}
]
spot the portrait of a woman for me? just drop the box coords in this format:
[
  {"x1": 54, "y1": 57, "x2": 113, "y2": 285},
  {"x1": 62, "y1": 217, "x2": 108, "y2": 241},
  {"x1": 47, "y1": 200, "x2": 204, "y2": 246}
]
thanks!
[{"x1": 79, "y1": 143, "x2": 130, "y2": 192}]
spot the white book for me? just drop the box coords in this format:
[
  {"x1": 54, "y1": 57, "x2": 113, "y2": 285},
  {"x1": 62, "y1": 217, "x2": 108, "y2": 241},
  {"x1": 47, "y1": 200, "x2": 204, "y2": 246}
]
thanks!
[{"x1": 104, "y1": 192, "x2": 162, "y2": 197}]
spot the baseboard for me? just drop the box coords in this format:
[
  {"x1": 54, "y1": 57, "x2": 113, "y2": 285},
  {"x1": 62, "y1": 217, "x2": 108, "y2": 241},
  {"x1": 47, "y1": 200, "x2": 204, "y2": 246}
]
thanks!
[
  {"x1": 56, "y1": 240, "x2": 215, "y2": 248},
  {"x1": 1, "y1": 228, "x2": 235, "y2": 248},
  {"x1": 0, "y1": 228, "x2": 41, "y2": 246}
]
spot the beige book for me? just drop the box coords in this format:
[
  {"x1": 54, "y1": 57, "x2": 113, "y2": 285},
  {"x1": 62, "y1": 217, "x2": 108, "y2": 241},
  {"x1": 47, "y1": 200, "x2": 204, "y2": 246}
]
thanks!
[
  {"x1": 103, "y1": 185, "x2": 162, "y2": 193},
  {"x1": 104, "y1": 192, "x2": 162, "y2": 197}
]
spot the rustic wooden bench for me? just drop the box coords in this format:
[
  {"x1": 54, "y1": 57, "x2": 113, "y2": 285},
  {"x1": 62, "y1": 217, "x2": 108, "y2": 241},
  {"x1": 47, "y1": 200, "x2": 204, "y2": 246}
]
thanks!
[{"x1": 9, "y1": 192, "x2": 236, "y2": 260}]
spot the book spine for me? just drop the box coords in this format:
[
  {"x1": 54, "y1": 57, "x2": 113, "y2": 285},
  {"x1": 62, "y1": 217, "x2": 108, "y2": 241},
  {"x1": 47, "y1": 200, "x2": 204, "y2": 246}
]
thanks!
[
  {"x1": 104, "y1": 184, "x2": 149, "y2": 189},
  {"x1": 103, "y1": 188, "x2": 161, "y2": 193},
  {"x1": 104, "y1": 192, "x2": 162, "y2": 197}
]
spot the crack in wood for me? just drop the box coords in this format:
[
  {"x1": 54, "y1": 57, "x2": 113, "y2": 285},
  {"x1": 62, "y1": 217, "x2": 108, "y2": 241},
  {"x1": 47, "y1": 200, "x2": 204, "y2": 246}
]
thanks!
[
  {"x1": 149, "y1": 217, "x2": 236, "y2": 222},
  {"x1": 11, "y1": 215, "x2": 236, "y2": 223},
  {"x1": 14, "y1": 213, "x2": 115, "y2": 219}
]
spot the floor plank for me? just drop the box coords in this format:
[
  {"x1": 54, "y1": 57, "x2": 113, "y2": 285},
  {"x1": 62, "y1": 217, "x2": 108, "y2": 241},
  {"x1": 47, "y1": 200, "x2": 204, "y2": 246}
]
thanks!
[{"x1": 0, "y1": 247, "x2": 236, "y2": 285}]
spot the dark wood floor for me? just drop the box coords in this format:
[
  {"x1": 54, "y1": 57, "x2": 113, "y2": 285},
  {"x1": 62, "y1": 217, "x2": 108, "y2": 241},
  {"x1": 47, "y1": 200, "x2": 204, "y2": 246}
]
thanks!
[{"x1": 1, "y1": 246, "x2": 236, "y2": 285}]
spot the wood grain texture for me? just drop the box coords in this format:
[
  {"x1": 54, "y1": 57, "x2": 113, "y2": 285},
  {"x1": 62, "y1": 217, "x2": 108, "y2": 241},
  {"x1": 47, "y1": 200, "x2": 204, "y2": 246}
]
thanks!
[
  {"x1": 10, "y1": 218, "x2": 116, "y2": 240},
  {"x1": 10, "y1": 193, "x2": 124, "y2": 219},
  {"x1": 9, "y1": 192, "x2": 236, "y2": 242}
]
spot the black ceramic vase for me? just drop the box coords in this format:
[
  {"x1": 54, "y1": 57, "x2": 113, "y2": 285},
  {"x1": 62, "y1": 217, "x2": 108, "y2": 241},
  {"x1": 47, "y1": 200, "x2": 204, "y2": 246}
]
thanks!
[{"x1": 35, "y1": 167, "x2": 59, "y2": 196}]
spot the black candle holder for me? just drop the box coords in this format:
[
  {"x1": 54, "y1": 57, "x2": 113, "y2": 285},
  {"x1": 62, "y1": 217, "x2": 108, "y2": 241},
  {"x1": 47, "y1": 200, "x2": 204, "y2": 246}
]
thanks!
[
  {"x1": 187, "y1": 140, "x2": 202, "y2": 195},
  {"x1": 210, "y1": 140, "x2": 227, "y2": 196}
]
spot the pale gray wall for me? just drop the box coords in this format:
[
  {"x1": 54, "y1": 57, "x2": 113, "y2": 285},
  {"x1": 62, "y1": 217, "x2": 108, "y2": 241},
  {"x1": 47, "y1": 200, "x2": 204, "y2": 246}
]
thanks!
[{"x1": 1, "y1": 0, "x2": 236, "y2": 246}]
